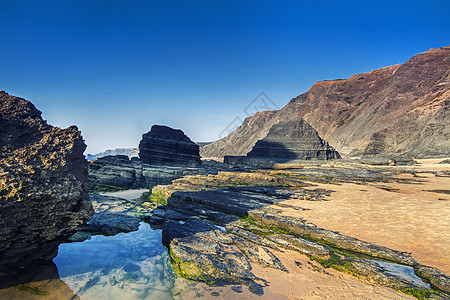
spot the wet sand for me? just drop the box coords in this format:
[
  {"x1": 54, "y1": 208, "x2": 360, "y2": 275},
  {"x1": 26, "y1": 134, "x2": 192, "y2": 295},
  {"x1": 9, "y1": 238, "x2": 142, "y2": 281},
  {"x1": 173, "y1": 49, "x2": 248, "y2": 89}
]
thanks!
[
  {"x1": 277, "y1": 159, "x2": 450, "y2": 275},
  {"x1": 173, "y1": 248, "x2": 414, "y2": 299}
]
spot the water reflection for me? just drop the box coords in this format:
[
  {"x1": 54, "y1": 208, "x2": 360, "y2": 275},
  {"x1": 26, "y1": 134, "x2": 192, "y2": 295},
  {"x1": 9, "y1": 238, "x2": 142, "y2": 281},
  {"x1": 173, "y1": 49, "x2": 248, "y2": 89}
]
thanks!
[
  {"x1": 0, "y1": 261, "x2": 79, "y2": 300},
  {"x1": 53, "y1": 222, "x2": 176, "y2": 300}
]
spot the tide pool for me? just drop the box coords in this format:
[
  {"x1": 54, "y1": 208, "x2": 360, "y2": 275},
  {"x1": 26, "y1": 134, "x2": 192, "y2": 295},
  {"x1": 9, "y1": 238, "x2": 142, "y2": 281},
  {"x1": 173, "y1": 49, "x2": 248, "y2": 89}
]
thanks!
[{"x1": 53, "y1": 223, "x2": 176, "y2": 300}]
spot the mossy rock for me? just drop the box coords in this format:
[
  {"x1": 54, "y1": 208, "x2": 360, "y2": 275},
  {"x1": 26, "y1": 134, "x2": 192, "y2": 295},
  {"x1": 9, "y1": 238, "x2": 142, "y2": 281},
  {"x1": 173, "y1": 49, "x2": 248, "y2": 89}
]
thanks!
[{"x1": 89, "y1": 184, "x2": 125, "y2": 192}]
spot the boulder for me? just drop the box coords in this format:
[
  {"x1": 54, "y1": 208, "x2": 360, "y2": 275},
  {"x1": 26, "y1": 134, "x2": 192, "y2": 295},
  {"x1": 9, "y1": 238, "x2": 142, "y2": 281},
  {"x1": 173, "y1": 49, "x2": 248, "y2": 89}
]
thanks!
[
  {"x1": 247, "y1": 118, "x2": 340, "y2": 161},
  {"x1": 139, "y1": 125, "x2": 201, "y2": 166},
  {"x1": 0, "y1": 91, "x2": 94, "y2": 275}
]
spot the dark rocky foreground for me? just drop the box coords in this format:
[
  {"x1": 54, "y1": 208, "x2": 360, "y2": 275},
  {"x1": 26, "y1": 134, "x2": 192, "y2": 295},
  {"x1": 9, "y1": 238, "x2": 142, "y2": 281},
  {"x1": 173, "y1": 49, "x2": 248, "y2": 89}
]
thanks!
[
  {"x1": 83, "y1": 154, "x2": 450, "y2": 298},
  {"x1": 141, "y1": 165, "x2": 450, "y2": 299},
  {"x1": 139, "y1": 125, "x2": 201, "y2": 166},
  {"x1": 0, "y1": 91, "x2": 93, "y2": 276}
]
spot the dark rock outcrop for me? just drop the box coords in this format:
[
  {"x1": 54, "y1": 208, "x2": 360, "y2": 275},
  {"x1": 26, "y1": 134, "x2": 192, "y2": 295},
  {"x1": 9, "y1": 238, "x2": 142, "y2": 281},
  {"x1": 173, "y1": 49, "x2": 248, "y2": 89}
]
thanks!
[
  {"x1": 247, "y1": 118, "x2": 340, "y2": 161},
  {"x1": 88, "y1": 155, "x2": 212, "y2": 189},
  {"x1": 0, "y1": 91, "x2": 94, "y2": 275},
  {"x1": 88, "y1": 155, "x2": 145, "y2": 189},
  {"x1": 139, "y1": 125, "x2": 201, "y2": 166},
  {"x1": 201, "y1": 46, "x2": 450, "y2": 159}
]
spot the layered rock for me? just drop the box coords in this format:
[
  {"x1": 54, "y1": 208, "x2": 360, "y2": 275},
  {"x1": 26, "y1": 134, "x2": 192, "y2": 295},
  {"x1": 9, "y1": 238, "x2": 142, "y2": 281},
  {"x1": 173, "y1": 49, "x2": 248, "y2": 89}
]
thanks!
[
  {"x1": 201, "y1": 46, "x2": 450, "y2": 159},
  {"x1": 88, "y1": 155, "x2": 214, "y2": 190},
  {"x1": 139, "y1": 125, "x2": 201, "y2": 166},
  {"x1": 88, "y1": 155, "x2": 145, "y2": 189},
  {"x1": 246, "y1": 118, "x2": 340, "y2": 160},
  {"x1": 0, "y1": 91, "x2": 94, "y2": 275}
]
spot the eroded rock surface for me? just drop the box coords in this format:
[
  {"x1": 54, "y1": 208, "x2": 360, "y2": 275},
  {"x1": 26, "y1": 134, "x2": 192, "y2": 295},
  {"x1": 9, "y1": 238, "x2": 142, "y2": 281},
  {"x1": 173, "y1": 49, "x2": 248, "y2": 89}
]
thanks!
[{"x1": 0, "y1": 91, "x2": 93, "y2": 275}]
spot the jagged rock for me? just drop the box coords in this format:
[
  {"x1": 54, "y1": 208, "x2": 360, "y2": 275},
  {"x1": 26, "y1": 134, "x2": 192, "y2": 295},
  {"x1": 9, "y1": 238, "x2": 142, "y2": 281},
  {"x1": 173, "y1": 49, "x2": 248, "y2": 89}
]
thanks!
[
  {"x1": 246, "y1": 118, "x2": 340, "y2": 161},
  {"x1": 0, "y1": 91, "x2": 94, "y2": 275},
  {"x1": 139, "y1": 125, "x2": 201, "y2": 166}
]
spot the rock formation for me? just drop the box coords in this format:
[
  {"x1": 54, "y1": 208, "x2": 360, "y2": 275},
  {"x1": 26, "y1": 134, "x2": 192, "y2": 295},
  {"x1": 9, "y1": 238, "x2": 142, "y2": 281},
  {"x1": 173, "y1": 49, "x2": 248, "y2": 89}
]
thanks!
[
  {"x1": 88, "y1": 155, "x2": 145, "y2": 189},
  {"x1": 201, "y1": 46, "x2": 450, "y2": 159},
  {"x1": 246, "y1": 118, "x2": 340, "y2": 160},
  {"x1": 147, "y1": 168, "x2": 450, "y2": 297},
  {"x1": 88, "y1": 155, "x2": 211, "y2": 189},
  {"x1": 0, "y1": 91, "x2": 93, "y2": 275},
  {"x1": 139, "y1": 125, "x2": 201, "y2": 166}
]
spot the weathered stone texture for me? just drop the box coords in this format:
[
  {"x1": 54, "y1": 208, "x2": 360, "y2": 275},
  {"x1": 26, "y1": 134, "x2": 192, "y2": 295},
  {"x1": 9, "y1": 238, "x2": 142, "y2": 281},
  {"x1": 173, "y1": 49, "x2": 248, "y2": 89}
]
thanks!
[{"x1": 0, "y1": 91, "x2": 93, "y2": 275}]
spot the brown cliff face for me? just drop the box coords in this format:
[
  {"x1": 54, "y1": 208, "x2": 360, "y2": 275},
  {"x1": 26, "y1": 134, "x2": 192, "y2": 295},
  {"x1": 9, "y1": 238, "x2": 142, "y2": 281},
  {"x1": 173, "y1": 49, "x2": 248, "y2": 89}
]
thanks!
[
  {"x1": 201, "y1": 46, "x2": 450, "y2": 159},
  {"x1": 0, "y1": 91, "x2": 93, "y2": 275}
]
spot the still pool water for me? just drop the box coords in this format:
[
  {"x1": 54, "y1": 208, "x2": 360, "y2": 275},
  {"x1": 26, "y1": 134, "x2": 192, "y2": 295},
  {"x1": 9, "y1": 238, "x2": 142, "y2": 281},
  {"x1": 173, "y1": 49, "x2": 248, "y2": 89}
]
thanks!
[{"x1": 53, "y1": 223, "x2": 176, "y2": 300}]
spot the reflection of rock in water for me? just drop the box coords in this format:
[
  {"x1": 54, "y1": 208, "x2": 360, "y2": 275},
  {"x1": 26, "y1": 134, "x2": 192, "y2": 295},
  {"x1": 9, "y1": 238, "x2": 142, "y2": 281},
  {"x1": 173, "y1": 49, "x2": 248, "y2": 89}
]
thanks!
[
  {"x1": 0, "y1": 261, "x2": 79, "y2": 300},
  {"x1": 54, "y1": 223, "x2": 176, "y2": 300}
]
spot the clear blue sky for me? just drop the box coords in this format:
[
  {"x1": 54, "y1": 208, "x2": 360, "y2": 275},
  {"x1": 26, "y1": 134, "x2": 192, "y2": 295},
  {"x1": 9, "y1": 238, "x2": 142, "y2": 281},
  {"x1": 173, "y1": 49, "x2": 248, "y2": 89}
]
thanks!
[{"x1": 1, "y1": 0, "x2": 449, "y2": 154}]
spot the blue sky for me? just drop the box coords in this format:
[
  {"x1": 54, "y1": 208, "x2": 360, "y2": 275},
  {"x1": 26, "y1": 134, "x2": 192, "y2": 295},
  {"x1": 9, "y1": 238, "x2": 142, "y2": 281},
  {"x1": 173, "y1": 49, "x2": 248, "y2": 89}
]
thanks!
[{"x1": 1, "y1": 0, "x2": 449, "y2": 154}]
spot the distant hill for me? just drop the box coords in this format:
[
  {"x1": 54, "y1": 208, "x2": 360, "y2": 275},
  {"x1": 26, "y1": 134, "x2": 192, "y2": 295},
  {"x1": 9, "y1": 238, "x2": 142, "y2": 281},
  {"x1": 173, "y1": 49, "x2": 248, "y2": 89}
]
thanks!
[
  {"x1": 86, "y1": 148, "x2": 139, "y2": 161},
  {"x1": 201, "y1": 46, "x2": 450, "y2": 159},
  {"x1": 196, "y1": 142, "x2": 211, "y2": 148}
]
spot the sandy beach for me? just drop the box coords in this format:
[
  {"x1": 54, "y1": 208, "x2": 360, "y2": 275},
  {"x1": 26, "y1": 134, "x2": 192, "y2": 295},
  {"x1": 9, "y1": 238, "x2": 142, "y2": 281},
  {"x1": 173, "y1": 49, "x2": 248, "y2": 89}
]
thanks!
[
  {"x1": 173, "y1": 248, "x2": 414, "y2": 300},
  {"x1": 276, "y1": 159, "x2": 450, "y2": 274}
]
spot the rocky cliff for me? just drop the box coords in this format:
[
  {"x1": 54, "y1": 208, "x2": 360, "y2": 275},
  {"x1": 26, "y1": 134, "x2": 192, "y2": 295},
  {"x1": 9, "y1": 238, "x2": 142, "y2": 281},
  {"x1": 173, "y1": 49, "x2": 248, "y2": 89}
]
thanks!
[
  {"x1": 247, "y1": 118, "x2": 340, "y2": 160},
  {"x1": 139, "y1": 125, "x2": 201, "y2": 166},
  {"x1": 201, "y1": 46, "x2": 450, "y2": 159},
  {"x1": 0, "y1": 91, "x2": 93, "y2": 275}
]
